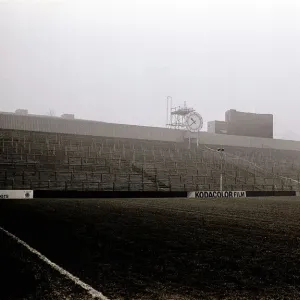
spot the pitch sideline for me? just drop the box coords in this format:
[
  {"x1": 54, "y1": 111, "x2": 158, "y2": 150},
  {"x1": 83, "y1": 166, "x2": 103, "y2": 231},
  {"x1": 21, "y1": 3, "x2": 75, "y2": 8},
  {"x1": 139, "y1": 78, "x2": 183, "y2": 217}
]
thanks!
[{"x1": 0, "y1": 226, "x2": 109, "y2": 300}]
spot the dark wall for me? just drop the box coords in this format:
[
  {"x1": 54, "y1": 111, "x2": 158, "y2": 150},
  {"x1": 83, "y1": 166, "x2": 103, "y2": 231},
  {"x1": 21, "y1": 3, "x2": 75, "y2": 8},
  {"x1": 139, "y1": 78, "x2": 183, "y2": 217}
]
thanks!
[{"x1": 226, "y1": 110, "x2": 273, "y2": 138}]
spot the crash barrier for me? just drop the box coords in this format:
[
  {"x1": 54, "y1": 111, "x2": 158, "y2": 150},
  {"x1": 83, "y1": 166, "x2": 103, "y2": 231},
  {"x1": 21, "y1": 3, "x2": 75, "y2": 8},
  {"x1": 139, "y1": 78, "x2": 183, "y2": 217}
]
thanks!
[{"x1": 0, "y1": 190, "x2": 298, "y2": 199}]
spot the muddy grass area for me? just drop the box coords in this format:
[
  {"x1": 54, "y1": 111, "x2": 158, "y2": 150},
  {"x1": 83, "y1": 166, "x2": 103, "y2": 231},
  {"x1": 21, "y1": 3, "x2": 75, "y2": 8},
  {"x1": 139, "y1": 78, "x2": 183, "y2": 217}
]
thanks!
[
  {"x1": 0, "y1": 228, "x2": 97, "y2": 300},
  {"x1": 1, "y1": 197, "x2": 300, "y2": 299}
]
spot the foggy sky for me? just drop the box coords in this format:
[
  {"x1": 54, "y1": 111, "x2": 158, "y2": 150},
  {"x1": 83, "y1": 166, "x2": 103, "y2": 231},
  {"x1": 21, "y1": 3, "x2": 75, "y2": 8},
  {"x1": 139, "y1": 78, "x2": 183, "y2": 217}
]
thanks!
[{"x1": 1, "y1": 0, "x2": 300, "y2": 140}]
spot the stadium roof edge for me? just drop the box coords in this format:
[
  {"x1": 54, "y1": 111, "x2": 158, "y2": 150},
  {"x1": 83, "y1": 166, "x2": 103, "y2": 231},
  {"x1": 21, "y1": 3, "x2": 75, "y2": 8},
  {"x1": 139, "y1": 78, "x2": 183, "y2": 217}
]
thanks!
[{"x1": 1, "y1": 111, "x2": 300, "y2": 151}]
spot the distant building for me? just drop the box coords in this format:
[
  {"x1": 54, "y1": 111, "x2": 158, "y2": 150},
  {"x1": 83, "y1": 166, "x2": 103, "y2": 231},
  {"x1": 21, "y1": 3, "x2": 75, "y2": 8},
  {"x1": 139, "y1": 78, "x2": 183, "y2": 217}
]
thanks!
[
  {"x1": 61, "y1": 114, "x2": 75, "y2": 119},
  {"x1": 15, "y1": 109, "x2": 28, "y2": 115},
  {"x1": 225, "y1": 109, "x2": 273, "y2": 139},
  {"x1": 207, "y1": 120, "x2": 227, "y2": 134},
  {"x1": 207, "y1": 109, "x2": 273, "y2": 139}
]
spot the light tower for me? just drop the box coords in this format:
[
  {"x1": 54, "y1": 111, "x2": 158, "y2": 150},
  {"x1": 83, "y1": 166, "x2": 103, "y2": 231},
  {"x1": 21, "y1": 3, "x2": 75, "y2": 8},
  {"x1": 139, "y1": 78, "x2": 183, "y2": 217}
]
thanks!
[
  {"x1": 166, "y1": 96, "x2": 194, "y2": 129},
  {"x1": 166, "y1": 96, "x2": 203, "y2": 148}
]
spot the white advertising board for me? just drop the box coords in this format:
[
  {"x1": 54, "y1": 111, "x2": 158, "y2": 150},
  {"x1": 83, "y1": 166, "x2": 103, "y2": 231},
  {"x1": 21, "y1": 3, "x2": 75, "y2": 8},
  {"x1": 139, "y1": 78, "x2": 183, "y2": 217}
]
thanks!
[
  {"x1": 188, "y1": 191, "x2": 246, "y2": 198},
  {"x1": 0, "y1": 190, "x2": 34, "y2": 199}
]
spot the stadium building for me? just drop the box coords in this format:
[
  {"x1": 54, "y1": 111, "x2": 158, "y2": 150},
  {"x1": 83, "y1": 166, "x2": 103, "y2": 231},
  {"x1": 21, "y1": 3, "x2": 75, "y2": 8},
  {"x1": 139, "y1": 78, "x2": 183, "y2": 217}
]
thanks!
[
  {"x1": 0, "y1": 106, "x2": 299, "y2": 194},
  {"x1": 1, "y1": 105, "x2": 300, "y2": 299}
]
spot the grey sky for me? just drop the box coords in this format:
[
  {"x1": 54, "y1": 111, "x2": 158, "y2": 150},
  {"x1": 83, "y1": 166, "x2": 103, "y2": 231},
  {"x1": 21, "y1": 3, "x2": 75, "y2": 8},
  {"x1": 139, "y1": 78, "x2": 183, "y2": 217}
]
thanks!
[{"x1": 1, "y1": 0, "x2": 300, "y2": 139}]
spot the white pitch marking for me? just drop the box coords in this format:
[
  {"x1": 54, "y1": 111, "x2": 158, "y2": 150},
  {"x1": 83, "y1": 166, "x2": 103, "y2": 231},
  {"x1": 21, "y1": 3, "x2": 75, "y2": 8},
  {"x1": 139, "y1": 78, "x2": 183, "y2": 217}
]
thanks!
[{"x1": 0, "y1": 226, "x2": 109, "y2": 300}]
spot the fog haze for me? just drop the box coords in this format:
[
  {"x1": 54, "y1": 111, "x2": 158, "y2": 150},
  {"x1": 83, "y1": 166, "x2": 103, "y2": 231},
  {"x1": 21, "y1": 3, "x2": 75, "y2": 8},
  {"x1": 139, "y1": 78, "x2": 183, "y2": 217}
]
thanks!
[{"x1": 1, "y1": 0, "x2": 300, "y2": 139}]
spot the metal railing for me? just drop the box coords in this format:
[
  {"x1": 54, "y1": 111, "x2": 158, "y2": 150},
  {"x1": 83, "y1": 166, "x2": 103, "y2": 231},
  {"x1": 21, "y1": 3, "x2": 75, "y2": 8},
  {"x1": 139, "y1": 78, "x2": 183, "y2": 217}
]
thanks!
[
  {"x1": 0, "y1": 179, "x2": 295, "y2": 192},
  {"x1": 1, "y1": 133, "x2": 300, "y2": 193}
]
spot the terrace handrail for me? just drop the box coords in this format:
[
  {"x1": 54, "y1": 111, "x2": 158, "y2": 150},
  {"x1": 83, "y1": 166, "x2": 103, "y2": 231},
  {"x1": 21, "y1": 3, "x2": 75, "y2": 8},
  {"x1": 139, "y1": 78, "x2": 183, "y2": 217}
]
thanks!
[
  {"x1": 0, "y1": 179, "x2": 294, "y2": 192},
  {"x1": 204, "y1": 145, "x2": 300, "y2": 190}
]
